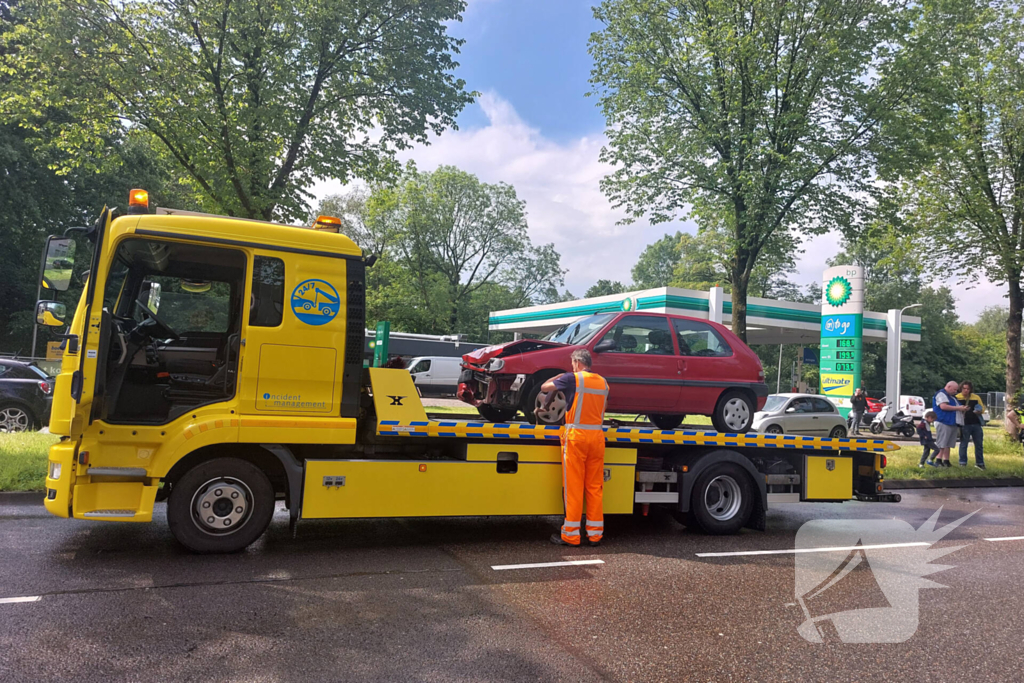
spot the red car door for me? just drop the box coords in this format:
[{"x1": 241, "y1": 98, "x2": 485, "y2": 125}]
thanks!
[
  {"x1": 670, "y1": 317, "x2": 736, "y2": 414},
  {"x1": 588, "y1": 314, "x2": 681, "y2": 412}
]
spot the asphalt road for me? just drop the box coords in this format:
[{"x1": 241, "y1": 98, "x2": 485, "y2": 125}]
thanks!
[{"x1": 1, "y1": 488, "x2": 1022, "y2": 682}]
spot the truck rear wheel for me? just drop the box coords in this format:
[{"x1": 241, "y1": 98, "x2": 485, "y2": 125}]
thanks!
[
  {"x1": 688, "y1": 463, "x2": 753, "y2": 535},
  {"x1": 168, "y1": 457, "x2": 275, "y2": 554}
]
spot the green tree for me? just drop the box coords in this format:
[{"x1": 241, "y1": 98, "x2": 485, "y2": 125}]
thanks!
[
  {"x1": 585, "y1": 279, "x2": 627, "y2": 298},
  {"x1": 631, "y1": 233, "x2": 682, "y2": 289},
  {"x1": 317, "y1": 170, "x2": 565, "y2": 339},
  {"x1": 5, "y1": 0, "x2": 472, "y2": 222},
  {"x1": 902, "y1": 0, "x2": 1024, "y2": 401},
  {"x1": 668, "y1": 225, "x2": 799, "y2": 300},
  {"x1": 589, "y1": 0, "x2": 941, "y2": 341}
]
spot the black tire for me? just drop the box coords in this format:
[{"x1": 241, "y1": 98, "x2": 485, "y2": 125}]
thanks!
[
  {"x1": 764, "y1": 424, "x2": 784, "y2": 435},
  {"x1": 477, "y1": 404, "x2": 517, "y2": 423},
  {"x1": 649, "y1": 414, "x2": 685, "y2": 431},
  {"x1": 525, "y1": 378, "x2": 566, "y2": 426},
  {"x1": 870, "y1": 421, "x2": 883, "y2": 434},
  {"x1": 901, "y1": 425, "x2": 915, "y2": 438},
  {"x1": 0, "y1": 402, "x2": 36, "y2": 433},
  {"x1": 689, "y1": 462, "x2": 754, "y2": 535},
  {"x1": 711, "y1": 391, "x2": 754, "y2": 433},
  {"x1": 167, "y1": 457, "x2": 275, "y2": 554},
  {"x1": 829, "y1": 425, "x2": 847, "y2": 438}
]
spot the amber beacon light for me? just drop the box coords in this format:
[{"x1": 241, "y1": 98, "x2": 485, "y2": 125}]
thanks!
[
  {"x1": 128, "y1": 188, "x2": 150, "y2": 214},
  {"x1": 313, "y1": 215, "x2": 341, "y2": 233}
]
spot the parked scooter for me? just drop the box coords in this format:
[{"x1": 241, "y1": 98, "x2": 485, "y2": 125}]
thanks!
[{"x1": 870, "y1": 409, "x2": 916, "y2": 438}]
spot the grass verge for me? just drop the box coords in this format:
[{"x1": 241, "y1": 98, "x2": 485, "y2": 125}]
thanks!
[
  {"x1": 0, "y1": 432, "x2": 59, "y2": 492},
  {"x1": 883, "y1": 426, "x2": 1024, "y2": 480}
]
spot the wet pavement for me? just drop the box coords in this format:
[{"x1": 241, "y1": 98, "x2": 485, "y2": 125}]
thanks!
[{"x1": 1, "y1": 488, "x2": 1022, "y2": 682}]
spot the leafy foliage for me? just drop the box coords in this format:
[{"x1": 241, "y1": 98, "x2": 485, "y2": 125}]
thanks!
[
  {"x1": 589, "y1": 0, "x2": 942, "y2": 339},
  {"x1": 4, "y1": 0, "x2": 472, "y2": 222},
  {"x1": 316, "y1": 167, "x2": 566, "y2": 341},
  {"x1": 899, "y1": 0, "x2": 1024, "y2": 399}
]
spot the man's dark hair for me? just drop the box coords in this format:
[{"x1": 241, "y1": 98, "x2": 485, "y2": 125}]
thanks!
[{"x1": 571, "y1": 348, "x2": 592, "y2": 369}]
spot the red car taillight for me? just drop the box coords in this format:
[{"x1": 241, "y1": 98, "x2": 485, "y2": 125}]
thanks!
[{"x1": 39, "y1": 381, "x2": 51, "y2": 395}]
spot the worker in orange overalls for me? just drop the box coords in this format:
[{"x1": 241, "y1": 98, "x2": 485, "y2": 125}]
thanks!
[{"x1": 536, "y1": 349, "x2": 609, "y2": 546}]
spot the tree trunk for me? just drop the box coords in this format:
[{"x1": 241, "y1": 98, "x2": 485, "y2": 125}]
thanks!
[
  {"x1": 1006, "y1": 275, "x2": 1023, "y2": 405},
  {"x1": 730, "y1": 266, "x2": 749, "y2": 342}
]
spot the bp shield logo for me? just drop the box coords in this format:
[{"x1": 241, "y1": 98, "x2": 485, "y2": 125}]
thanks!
[
  {"x1": 825, "y1": 276, "x2": 853, "y2": 307},
  {"x1": 291, "y1": 279, "x2": 340, "y2": 326}
]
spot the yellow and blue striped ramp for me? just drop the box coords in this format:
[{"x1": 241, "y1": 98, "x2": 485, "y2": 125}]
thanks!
[{"x1": 377, "y1": 419, "x2": 899, "y2": 453}]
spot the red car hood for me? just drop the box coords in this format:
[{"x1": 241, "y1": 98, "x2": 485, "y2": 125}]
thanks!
[{"x1": 462, "y1": 339, "x2": 565, "y2": 366}]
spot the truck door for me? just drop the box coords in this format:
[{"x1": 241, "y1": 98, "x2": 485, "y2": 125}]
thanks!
[{"x1": 238, "y1": 251, "x2": 349, "y2": 416}]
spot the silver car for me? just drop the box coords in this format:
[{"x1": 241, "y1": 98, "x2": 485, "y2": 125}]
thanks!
[{"x1": 751, "y1": 393, "x2": 848, "y2": 438}]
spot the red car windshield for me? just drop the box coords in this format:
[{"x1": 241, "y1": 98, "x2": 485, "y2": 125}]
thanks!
[{"x1": 543, "y1": 313, "x2": 615, "y2": 346}]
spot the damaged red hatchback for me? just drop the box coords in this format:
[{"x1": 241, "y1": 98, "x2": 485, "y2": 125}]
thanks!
[{"x1": 458, "y1": 311, "x2": 769, "y2": 432}]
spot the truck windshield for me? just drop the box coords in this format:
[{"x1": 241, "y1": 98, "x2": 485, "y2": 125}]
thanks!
[{"x1": 543, "y1": 313, "x2": 615, "y2": 346}]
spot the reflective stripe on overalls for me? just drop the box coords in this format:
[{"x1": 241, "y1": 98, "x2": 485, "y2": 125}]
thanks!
[{"x1": 561, "y1": 372, "x2": 610, "y2": 544}]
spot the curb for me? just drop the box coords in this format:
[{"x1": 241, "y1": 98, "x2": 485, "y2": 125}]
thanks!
[{"x1": 886, "y1": 477, "x2": 1024, "y2": 490}]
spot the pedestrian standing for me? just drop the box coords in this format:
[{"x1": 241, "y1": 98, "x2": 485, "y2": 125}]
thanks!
[
  {"x1": 850, "y1": 388, "x2": 868, "y2": 435},
  {"x1": 537, "y1": 349, "x2": 609, "y2": 546},
  {"x1": 932, "y1": 380, "x2": 968, "y2": 467},
  {"x1": 955, "y1": 381, "x2": 986, "y2": 469},
  {"x1": 917, "y1": 410, "x2": 939, "y2": 467}
]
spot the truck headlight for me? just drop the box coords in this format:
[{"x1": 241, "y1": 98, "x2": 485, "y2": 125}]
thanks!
[
  {"x1": 486, "y1": 358, "x2": 505, "y2": 372},
  {"x1": 48, "y1": 461, "x2": 61, "y2": 480}
]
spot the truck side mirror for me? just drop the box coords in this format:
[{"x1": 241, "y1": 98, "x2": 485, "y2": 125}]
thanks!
[
  {"x1": 40, "y1": 236, "x2": 76, "y2": 292},
  {"x1": 594, "y1": 338, "x2": 616, "y2": 353},
  {"x1": 36, "y1": 301, "x2": 67, "y2": 327}
]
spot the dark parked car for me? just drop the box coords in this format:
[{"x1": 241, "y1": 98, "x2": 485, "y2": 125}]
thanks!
[
  {"x1": 458, "y1": 312, "x2": 769, "y2": 432},
  {"x1": 0, "y1": 359, "x2": 53, "y2": 432}
]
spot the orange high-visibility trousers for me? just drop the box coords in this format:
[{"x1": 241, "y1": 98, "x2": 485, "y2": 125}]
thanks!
[{"x1": 560, "y1": 428, "x2": 606, "y2": 545}]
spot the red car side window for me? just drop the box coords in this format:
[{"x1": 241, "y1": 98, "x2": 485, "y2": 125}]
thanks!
[{"x1": 596, "y1": 315, "x2": 675, "y2": 355}]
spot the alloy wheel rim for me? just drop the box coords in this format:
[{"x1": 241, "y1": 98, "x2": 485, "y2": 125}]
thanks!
[{"x1": 0, "y1": 407, "x2": 31, "y2": 433}]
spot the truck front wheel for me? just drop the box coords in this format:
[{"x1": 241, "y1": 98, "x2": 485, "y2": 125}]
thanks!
[
  {"x1": 687, "y1": 463, "x2": 753, "y2": 535},
  {"x1": 168, "y1": 457, "x2": 275, "y2": 554}
]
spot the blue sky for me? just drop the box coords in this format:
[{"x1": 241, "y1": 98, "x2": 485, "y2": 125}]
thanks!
[
  {"x1": 317, "y1": 0, "x2": 997, "y2": 320},
  {"x1": 453, "y1": 1, "x2": 605, "y2": 142}
]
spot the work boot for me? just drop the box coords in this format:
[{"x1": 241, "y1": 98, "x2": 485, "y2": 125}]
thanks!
[{"x1": 550, "y1": 534, "x2": 579, "y2": 547}]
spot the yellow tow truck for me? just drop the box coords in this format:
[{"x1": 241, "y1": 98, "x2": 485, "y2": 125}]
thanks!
[{"x1": 35, "y1": 190, "x2": 900, "y2": 553}]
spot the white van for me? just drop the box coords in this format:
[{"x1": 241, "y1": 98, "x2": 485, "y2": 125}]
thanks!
[{"x1": 405, "y1": 356, "x2": 463, "y2": 397}]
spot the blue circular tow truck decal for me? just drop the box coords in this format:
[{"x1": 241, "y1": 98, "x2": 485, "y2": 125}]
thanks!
[{"x1": 291, "y1": 279, "x2": 340, "y2": 326}]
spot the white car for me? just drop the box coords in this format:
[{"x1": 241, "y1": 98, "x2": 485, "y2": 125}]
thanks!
[{"x1": 751, "y1": 393, "x2": 848, "y2": 438}]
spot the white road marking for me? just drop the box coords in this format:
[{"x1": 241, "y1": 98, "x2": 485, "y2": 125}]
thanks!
[
  {"x1": 983, "y1": 535, "x2": 1024, "y2": 542},
  {"x1": 695, "y1": 541, "x2": 931, "y2": 558},
  {"x1": 0, "y1": 596, "x2": 41, "y2": 605},
  {"x1": 491, "y1": 559, "x2": 605, "y2": 571}
]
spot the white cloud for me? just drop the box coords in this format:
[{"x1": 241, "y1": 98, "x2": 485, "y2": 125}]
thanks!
[
  {"x1": 313, "y1": 91, "x2": 694, "y2": 296},
  {"x1": 312, "y1": 92, "x2": 1002, "y2": 320}
]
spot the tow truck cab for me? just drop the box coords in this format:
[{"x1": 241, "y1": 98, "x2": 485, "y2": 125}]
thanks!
[{"x1": 37, "y1": 191, "x2": 897, "y2": 554}]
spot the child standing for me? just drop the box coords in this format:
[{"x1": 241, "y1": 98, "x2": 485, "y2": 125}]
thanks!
[{"x1": 918, "y1": 410, "x2": 939, "y2": 467}]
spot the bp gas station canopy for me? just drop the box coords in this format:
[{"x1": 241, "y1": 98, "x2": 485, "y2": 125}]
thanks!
[{"x1": 488, "y1": 286, "x2": 921, "y2": 346}]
